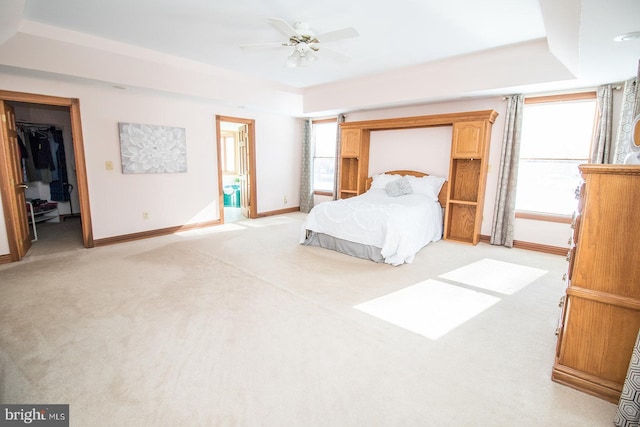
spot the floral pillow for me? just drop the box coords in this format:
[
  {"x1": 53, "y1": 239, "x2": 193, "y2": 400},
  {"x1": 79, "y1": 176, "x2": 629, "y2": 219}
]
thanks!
[{"x1": 385, "y1": 176, "x2": 413, "y2": 197}]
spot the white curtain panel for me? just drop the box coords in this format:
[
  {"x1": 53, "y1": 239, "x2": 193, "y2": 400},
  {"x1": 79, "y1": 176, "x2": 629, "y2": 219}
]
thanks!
[
  {"x1": 490, "y1": 94, "x2": 524, "y2": 248},
  {"x1": 590, "y1": 84, "x2": 613, "y2": 164},
  {"x1": 299, "y1": 119, "x2": 314, "y2": 213},
  {"x1": 613, "y1": 77, "x2": 640, "y2": 164}
]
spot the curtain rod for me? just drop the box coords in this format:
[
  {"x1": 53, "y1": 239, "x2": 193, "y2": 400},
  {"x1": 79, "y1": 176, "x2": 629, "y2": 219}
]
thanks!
[{"x1": 502, "y1": 85, "x2": 623, "y2": 101}]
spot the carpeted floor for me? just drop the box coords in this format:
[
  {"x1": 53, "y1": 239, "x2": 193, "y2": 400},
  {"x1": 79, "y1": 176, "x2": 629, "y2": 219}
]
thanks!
[{"x1": 0, "y1": 212, "x2": 618, "y2": 426}]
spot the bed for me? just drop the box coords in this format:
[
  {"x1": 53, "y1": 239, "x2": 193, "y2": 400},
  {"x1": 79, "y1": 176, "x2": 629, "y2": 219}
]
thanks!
[{"x1": 300, "y1": 170, "x2": 448, "y2": 266}]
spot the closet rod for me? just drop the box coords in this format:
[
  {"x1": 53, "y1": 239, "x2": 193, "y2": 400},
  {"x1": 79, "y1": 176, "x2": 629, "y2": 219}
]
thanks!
[{"x1": 16, "y1": 121, "x2": 60, "y2": 130}]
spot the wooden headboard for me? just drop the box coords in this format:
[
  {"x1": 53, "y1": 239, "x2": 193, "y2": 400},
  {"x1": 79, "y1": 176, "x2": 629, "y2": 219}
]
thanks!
[{"x1": 365, "y1": 170, "x2": 449, "y2": 207}]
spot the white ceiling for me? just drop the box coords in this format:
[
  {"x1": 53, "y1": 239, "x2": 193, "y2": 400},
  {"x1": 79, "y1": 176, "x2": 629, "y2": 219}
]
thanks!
[
  {"x1": 18, "y1": 0, "x2": 546, "y2": 89},
  {"x1": 14, "y1": 0, "x2": 639, "y2": 91}
]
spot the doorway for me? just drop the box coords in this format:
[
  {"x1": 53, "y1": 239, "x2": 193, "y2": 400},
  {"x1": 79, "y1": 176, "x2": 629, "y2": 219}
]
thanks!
[
  {"x1": 215, "y1": 115, "x2": 257, "y2": 223},
  {"x1": 12, "y1": 101, "x2": 83, "y2": 256},
  {"x1": 0, "y1": 90, "x2": 92, "y2": 262}
]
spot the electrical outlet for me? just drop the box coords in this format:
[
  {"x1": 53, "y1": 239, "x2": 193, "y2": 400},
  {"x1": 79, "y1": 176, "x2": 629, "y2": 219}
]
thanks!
[
  {"x1": 283, "y1": 196, "x2": 287, "y2": 204},
  {"x1": 105, "y1": 160, "x2": 114, "y2": 171},
  {"x1": 143, "y1": 212, "x2": 149, "y2": 220}
]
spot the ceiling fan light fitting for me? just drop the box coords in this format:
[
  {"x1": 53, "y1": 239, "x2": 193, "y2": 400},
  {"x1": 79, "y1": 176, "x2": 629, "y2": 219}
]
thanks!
[
  {"x1": 286, "y1": 47, "x2": 318, "y2": 68},
  {"x1": 286, "y1": 50, "x2": 301, "y2": 67},
  {"x1": 299, "y1": 50, "x2": 317, "y2": 67}
]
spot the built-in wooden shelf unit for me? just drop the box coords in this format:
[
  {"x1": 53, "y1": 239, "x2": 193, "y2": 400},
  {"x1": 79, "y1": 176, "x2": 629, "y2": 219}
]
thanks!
[{"x1": 339, "y1": 110, "x2": 498, "y2": 245}]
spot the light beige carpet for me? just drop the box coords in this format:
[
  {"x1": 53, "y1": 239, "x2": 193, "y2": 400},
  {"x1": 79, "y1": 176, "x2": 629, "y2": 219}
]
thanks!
[{"x1": 0, "y1": 213, "x2": 618, "y2": 426}]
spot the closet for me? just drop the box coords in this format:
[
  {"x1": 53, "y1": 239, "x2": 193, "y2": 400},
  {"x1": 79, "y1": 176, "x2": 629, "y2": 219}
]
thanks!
[{"x1": 10, "y1": 101, "x2": 80, "y2": 245}]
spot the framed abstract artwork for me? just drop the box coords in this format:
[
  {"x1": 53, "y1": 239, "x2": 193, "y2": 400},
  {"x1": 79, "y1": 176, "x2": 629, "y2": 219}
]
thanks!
[{"x1": 118, "y1": 122, "x2": 187, "y2": 174}]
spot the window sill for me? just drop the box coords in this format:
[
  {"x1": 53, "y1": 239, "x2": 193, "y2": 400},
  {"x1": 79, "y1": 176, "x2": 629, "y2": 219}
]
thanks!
[
  {"x1": 515, "y1": 211, "x2": 572, "y2": 224},
  {"x1": 313, "y1": 191, "x2": 333, "y2": 197}
]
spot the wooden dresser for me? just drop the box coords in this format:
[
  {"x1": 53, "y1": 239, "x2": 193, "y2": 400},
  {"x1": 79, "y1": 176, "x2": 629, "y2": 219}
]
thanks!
[{"x1": 552, "y1": 164, "x2": 640, "y2": 403}]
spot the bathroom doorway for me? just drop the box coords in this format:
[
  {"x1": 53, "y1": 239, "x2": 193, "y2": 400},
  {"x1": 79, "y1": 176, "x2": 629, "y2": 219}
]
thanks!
[{"x1": 215, "y1": 116, "x2": 257, "y2": 223}]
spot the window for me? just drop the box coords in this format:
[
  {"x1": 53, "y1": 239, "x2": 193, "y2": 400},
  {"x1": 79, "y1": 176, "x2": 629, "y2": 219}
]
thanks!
[
  {"x1": 312, "y1": 120, "x2": 337, "y2": 194},
  {"x1": 515, "y1": 93, "x2": 597, "y2": 218},
  {"x1": 221, "y1": 131, "x2": 237, "y2": 173}
]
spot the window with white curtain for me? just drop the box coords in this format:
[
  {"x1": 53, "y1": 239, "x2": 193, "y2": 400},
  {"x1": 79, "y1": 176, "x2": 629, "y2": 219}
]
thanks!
[
  {"x1": 515, "y1": 93, "x2": 597, "y2": 218},
  {"x1": 312, "y1": 120, "x2": 337, "y2": 194}
]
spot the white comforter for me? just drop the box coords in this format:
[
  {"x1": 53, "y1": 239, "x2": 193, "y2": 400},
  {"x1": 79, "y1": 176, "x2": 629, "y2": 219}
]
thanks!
[{"x1": 300, "y1": 189, "x2": 443, "y2": 265}]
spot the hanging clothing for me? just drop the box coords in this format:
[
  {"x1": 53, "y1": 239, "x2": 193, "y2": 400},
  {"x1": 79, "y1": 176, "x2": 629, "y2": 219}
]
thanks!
[
  {"x1": 17, "y1": 133, "x2": 28, "y2": 159},
  {"x1": 20, "y1": 130, "x2": 43, "y2": 182},
  {"x1": 28, "y1": 130, "x2": 55, "y2": 171},
  {"x1": 49, "y1": 128, "x2": 69, "y2": 202},
  {"x1": 17, "y1": 124, "x2": 61, "y2": 185}
]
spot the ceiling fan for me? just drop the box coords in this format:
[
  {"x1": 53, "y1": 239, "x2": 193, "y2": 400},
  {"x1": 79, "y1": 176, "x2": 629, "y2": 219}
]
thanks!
[{"x1": 240, "y1": 18, "x2": 359, "y2": 68}]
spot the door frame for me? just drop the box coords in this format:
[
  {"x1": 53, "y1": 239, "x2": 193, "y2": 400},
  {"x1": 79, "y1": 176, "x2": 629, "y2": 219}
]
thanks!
[
  {"x1": 215, "y1": 115, "x2": 257, "y2": 221},
  {"x1": 0, "y1": 90, "x2": 93, "y2": 261}
]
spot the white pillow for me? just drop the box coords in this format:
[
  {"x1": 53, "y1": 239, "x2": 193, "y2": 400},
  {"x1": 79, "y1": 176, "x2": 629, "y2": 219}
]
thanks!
[
  {"x1": 370, "y1": 173, "x2": 401, "y2": 190},
  {"x1": 407, "y1": 175, "x2": 446, "y2": 201}
]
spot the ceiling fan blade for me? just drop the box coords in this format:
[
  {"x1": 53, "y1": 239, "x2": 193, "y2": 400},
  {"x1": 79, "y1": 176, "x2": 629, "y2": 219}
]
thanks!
[
  {"x1": 316, "y1": 27, "x2": 359, "y2": 43},
  {"x1": 314, "y1": 45, "x2": 352, "y2": 63},
  {"x1": 240, "y1": 42, "x2": 287, "y2": 50},
  {"x1": 268, "y1": 17, "x2": 299, "y2": 38}
]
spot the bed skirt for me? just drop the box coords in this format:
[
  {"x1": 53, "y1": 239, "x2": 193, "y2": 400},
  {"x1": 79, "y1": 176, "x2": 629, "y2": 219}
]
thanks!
[{"x1": 302, "y1": 231, "x2": 384, "y2": 263}]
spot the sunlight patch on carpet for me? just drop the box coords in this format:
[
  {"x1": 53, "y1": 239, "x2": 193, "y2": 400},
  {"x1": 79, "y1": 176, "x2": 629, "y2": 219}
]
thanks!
[
  {"x1": 176, "y1": 223, "x2": 246, "y2": 237},
  {"x1": 438, "y1": 258, "x2": 548, "y2": 295},
  {"x1": 354, "y1": 279, "x2": 500, "y2": 340},
  {"x1": 239, "y1": 216, "x2": 297, "y2": 228}
]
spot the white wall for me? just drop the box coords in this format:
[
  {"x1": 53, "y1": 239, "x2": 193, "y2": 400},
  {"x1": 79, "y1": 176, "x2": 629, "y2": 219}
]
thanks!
[
  {"x1": 254, "y1": 117, "x2": 303, "y2": 213},
  {"x1": 80, "y1": 87, "x2": 222, "y2": 238},
  {"x1": 0, "y1": 70, "x2": 301, "y2": 253},
  {"x1": 514, "y1": 219, "x2": 572, "y2": 248},
  {"x1": 369, "y1": 127, "x2": 452, "y2": 179}
]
